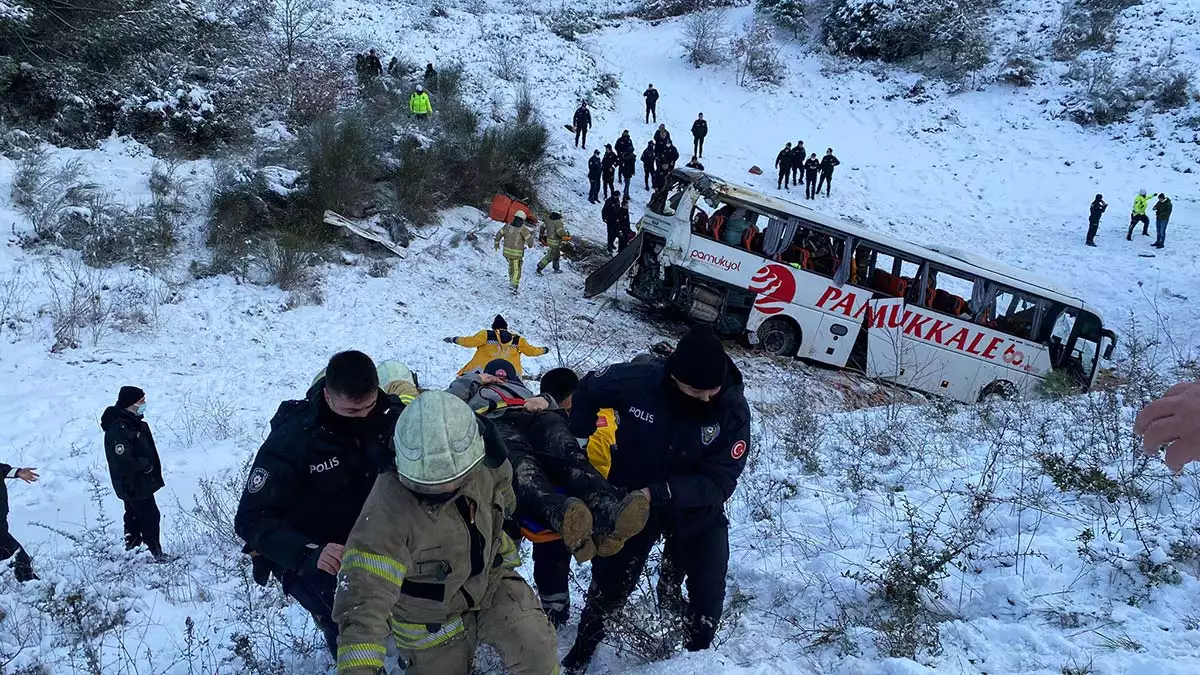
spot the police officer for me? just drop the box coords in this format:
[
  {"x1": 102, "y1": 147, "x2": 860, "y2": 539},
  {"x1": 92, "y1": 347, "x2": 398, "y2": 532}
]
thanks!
[
  {"x1": 101, "y1": 386, "x2": 166, "y2": 558},
  {"x1": 234, "y1": 351, "x2": 407, "y2": 657},
  {"x1": 562, "y1": 326, "x2": 751, "y2": 673},
  {"x1": 1, "y1": 461, "x2": 39, "y2": 582}
]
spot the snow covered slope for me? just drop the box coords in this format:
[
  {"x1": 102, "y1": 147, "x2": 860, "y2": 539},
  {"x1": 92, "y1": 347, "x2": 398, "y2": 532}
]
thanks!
[{"x1": 0, "y1": 1, "x2": 1198, "y2": 673}]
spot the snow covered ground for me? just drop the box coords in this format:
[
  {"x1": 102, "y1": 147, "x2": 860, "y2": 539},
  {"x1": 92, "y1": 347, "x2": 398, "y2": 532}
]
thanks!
[{"x1": 1, "y1": 1, "x2": 1199, "y2": 673}]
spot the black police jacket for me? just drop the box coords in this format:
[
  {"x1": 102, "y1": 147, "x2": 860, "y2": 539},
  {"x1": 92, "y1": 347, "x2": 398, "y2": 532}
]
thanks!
[
  {"x1": 234, "y1": 380, "x2": 405, "y2": 574},
  {"x1": 0, "y1": 463, "x2": 12, "y2": 522},
  {"x1": 568, "y1": 359, "x2": 750, "y2": 537},
  {"x1": 101, "y1": 406, "x2": 165, "y2": 502}
]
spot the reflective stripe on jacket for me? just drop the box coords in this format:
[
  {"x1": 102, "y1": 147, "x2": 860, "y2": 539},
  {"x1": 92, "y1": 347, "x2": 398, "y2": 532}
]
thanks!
[{"x1": 410, "y1": 92, "x2": 432, "y2": 114}]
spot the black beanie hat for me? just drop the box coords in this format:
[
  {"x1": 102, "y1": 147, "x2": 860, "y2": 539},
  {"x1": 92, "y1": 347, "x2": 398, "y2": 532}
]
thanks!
[
  {"x1": 492, "y1": 314, "x2": 508, "y2": 330},
  {"x1": 117, "y1": 386, "x2": 145, "y2": 409},
  {"x1": 666, "y1": 326, "x2": 728, "y2": 390},
  {"x1": 484, "y1": 359, "x2": 522, "y2": 385}
]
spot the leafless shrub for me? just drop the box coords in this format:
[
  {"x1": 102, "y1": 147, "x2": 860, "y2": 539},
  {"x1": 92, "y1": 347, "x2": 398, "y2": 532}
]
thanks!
[
  {"x1": 486, "y1": 37, "x2": 525, "y2": 82},
  {"x1": 11, "y1": 150, "x2": 95, "y2": 241},
  {"x1": 39, "y1": 258, "x2": 112, "y2": 351},
  {"x1": 0, "y1": 268, "x2": 31, "y2": 340},
  {"x1": 681, "y1": 8, "x2": 728, "y2": 67},
  {"x1": 366, "y1": 258, "x2": 391, "y2": 277},
  {"x1": 732, "y1": 17, "x2": 786, "y2": 86},
  {"x1": 251, "y1": 238, "x2": 319, "y2": 291}
]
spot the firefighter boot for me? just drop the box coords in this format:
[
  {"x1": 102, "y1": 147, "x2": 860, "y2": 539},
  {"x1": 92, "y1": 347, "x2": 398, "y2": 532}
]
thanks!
[{"x1": 591, "y1": 490, "x2": 651, "y2": 557}]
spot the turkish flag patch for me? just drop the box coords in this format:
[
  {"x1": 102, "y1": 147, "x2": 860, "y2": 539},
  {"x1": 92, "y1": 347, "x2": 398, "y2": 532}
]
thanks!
[{"x1": 730, "y1": 440, "x2": 747, "y2": 460}]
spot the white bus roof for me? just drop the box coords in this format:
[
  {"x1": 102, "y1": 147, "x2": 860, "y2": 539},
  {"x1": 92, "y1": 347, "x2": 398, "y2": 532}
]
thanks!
[{"x1": 679, "y1": 169, "x2": 1103, "y2": 316}]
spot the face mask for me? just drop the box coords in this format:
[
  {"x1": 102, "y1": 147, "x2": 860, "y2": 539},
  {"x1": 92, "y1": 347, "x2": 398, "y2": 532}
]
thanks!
[
  {"x1": 136, "y1": 402, "x2": 148, "y2": 417},
  {"x1": 667, "y1": 382, "x2": 714, "y2": 418}
]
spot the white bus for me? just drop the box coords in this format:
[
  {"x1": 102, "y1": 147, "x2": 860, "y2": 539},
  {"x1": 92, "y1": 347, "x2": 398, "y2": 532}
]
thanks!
[{"x1": 586, "y1": 169, "x2": 1117, "y2": 402}]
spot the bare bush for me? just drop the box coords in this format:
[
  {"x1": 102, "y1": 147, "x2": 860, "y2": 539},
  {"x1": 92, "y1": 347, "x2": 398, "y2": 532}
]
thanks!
[
  {"x1": 732, "y1": 17, "x2": 786, "y2": 85},
  {"x1": 0, "y1": 268, "x2": 30, "y2": 340},
  {"x1": 681, "y1": 8, "x2": 728, "y2": 67},
  {"x1": 1052, "y1": 0, "x2": 1139, "y2": 61},
  {"x1": 486, "y1": 37, "x2": 525, "y2": 82},
  {"x1": 11, "y1": 150, "x2": 95, "y2": 241},
  {"x1": 824, "y1": 0, "x2": 994, "y2": 77},
  {"x1": 40, "y1": 258, "x2": 112, "y2": 351},
  {"x1": 265, "y1": 0, "x2": 331, "y2": 62},
  {"x1": 252, "y1": 237, "x2": 319, "y2": 291}
]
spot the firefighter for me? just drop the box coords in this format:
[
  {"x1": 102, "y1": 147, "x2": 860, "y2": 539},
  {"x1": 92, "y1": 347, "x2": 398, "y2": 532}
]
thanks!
[
  {"x1": 444, "y1": 314, "x2": 549, "y2": 377},
  {"x1": 0, "y1": 461, "x2": 38, "y2": 582},
  {"x1": 330, "y1": 391, "x2": 558, "y2": 675},
  {"x1": 536, "y1": 211, "x2": 570, "y2": 275},
  {"x1": 562, "y1": 326, "x2": 751, "y2": 673},
  {"x1": 493, "y1": 210, "x2": 535, "y2": 293},
  {"x1": 101, "y1": 386, "x2": 166, "y2": 559},
  {"x1": 235, "y1": 351, "x2": 408, "y2": 657}
]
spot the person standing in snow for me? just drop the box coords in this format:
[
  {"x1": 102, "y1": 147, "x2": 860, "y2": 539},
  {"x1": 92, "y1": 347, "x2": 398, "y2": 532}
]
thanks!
[
  {"x1": 641, "y1": 141, "x2": 656, "y2": 191},
  {"x1": 102, "y1": 386, "x2": 166, "y2": 560},
  {"x1": 602, "y1": 192, "x2": 623, "y2": 254},
  {"x1": 1126, "y1": 189, "x2": 1154, "y2": 240},
  {"x1": 1, "y1": 462, "x2": 38, "y2": 582},
  {"x1": 615, "y1": 196, "x2": 633, "y2": 251},
  {"x1": 601, "y1": 144, "x2": 619, "y2": 199},
  {"x1": 1152, "y1": 193, "x2": 1172, "y2": 249},
  {"x1": 494, "y1": 210, "x2": 536, "y2": 293},
  {"x1": 803, "y1": 153, "x2": 820, "y2": 200},
  {"x1": 561, "y1": 327, "x2": 752, "y2": 673},
  {"x1": 1086, "y1": 194, "x2": 1107, "y2": 247},
  {"x1": 615, "y1": 129, "x2": 634, "y2": 158},
  {"x1": 619, "y1": 148, "x2": 637, "y2": 196},
  {"x1": 236, "y1": 351, "x2": 408, "y2": 658},
  {"x1": 691, "y1": 113, "x2": 708, "y2": 159},
  {"x1": 652, "y1": 124, "x2": 672, "y2": 155},
  {"x1": 537, "y1": 211, "x2": 570, "y2": 275},
  {"x1": 330, "y1": 391, "x2": 559, "y2": 675},
  {"x1": 423, "y1": 62, "x2": 438, "y2": 92},
  {"x1": 587, "y1": 150, "x2": 602, "y2": 204},
  {"x1": 644, "y1": 84, "x2": 659, "y2": 124},
  {"x1": 817, "y1": 148, "x2": 840, "y2": 197},
  {"x1": 775, "y1": 142, "x2": 794, "y2": 191},
  {"x1": 409, "y1": 84, "x2": 432, "y2": 119},
  {"x1": 445, "y1": 315, "x2": 549, "y2": 377},
  {"x1": 573, "y1": 101, "x2": 592, "y2": 149},
  {"x1": 790, "y1": 140, "x2": 807, "y2": 186},
  {"x1": 365, "y1": 49, "x2": 383, "y2": 78},
  {"x1": 657, "y1": 139, "x2": 680, "y2": 173}
]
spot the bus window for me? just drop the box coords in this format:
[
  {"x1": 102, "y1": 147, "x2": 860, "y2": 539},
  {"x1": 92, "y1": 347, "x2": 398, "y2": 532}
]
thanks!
[
  {"x1": 927, "y1": 268, "x2": 976, "y2": 320},
  {"x1": 989, "y1": 288, "x2": 1040, "y2": 340},
  {"x1": 1049, "y1": 307, "x2": 1100, "y2": 386},
  {"x1": 648, "y1": 175, "x2": 689, "y2": 216},
  {"x1": 852, "y1": 246, "x2": 922, "y2": 299},
  {"x1": 789, "y1": 225, "x2": 846, "y2": 277}
]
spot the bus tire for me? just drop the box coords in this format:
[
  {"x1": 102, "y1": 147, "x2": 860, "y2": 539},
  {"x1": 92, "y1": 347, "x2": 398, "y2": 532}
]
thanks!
[
  {"x1": 757, "y1": 317, "x2": 801, "y2": 358},
  {"x1": 978, "y1": 380, "x2": 1018, "y2": 403}
]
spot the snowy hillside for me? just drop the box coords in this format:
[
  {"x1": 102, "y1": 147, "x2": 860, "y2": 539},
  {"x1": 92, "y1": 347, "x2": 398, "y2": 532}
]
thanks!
[{"x1": 1, "y1": 1, "x2": 1199, "y2": 674}]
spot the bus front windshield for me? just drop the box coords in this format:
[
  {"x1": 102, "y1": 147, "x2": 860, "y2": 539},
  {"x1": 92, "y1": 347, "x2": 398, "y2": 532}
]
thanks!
[{"x1": 1049, "y1": 307, "x2": 1103, "y2": 387}]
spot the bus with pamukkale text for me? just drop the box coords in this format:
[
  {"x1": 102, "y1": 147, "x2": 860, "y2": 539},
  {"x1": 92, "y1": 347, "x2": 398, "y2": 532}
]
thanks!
[{"x1": 585, "y1": 169, "x2": 1117, "y2": 402}]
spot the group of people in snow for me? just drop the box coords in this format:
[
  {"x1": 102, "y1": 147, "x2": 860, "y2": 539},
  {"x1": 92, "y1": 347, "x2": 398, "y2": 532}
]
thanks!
[
  {"x1": 774, "y1": 141, "x2": 840, "y2": 199},
  {"x1": 227, "y1": 318, "x2": 750, "y2": 674},
  {"x1": 352, "y1": 50, "x2": 437, "y2": 119},
  {"x1": 1086, "y1": 190, "x2": 1173, "y2": 249},
  {"x1": 491, "y1": 207, "x2": 572, "y2": 292}
]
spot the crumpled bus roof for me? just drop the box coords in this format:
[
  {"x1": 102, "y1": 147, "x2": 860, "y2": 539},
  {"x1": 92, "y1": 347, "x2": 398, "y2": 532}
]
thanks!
[{"x1": 677, "y1": 168, "x2": 1101, "y2": 317}]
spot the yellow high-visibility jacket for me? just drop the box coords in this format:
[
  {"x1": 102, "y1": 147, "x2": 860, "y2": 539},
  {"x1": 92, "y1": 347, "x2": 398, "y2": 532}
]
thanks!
[
  {"x1": 409, "y1": 91, "x2": 432, "y2": 115},
  {"x1": 451, "y1": 329, "x2": 548, "y2": 376},
  {"x1": 1132, "y1": 193, "x2": 1153, "y2": 215},
  {"x1": 586, "y1": 408, "x2": 618, "y2": 478}
]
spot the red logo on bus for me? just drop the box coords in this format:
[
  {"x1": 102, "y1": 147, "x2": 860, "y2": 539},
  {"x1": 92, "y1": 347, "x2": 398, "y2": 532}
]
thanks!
[{"x1": 749, "y1": 264, "x2": 796, "y2": 315}]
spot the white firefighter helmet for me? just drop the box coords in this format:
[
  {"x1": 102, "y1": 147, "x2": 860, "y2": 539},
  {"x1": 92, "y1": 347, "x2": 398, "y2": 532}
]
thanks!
[
  {"x1": 376, "y1": 360, "x2": 415, "y2": 388},
  {"x1": 393, "y1": 391, "x2": 484, "y2": 487},
  {"x1": 512, "y1": 210, "x2": 527, "y2": 223}
]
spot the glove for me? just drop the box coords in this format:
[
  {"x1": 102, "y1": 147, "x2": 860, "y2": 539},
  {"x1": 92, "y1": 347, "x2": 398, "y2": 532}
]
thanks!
[{"x1": 443, "y1": 337, "x2": 455, "y2": 344}]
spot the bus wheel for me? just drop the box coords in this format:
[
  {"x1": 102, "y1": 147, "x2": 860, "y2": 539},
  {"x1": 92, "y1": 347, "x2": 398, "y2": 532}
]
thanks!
[
  {"x1": 757, "y1": 317, "x2": 800, "y2": 358},
  {"x1": 978, "y1": 380, "x2": 1018, "y2": 403}
]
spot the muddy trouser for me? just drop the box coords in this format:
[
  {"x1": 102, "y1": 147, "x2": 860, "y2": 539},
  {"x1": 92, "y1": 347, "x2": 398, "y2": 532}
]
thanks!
[
  {"x1": 494, "y1": 412, "x2": 626, "y2": 535},
  {"x1": 575, "y1": 127, "x2": 587, "y2": 148},
  {"x1": 281, "y1": 568, "x2": 339, "y2": 657},
  {"x1": 538, "y1": 243, "x2": 561, "y2": 272},
  {"x1": 645, "y1": 102, "x2": 656, "y2": 123},
  {"x1": 805, "y1": 172, "x2": 818, "y2": 199},
  {"x1": 123, "y1": 495, "x2": 162, "y2": 555},
  {"x1": 505, "y1": 253, "x2": 524, "y2": 288},
  {"x1": 1155, "y1": 217, "x2": 1169, "y2": 246},
  {"x1": 588, "y1": 177, "x2": 600, "y2": 202},
  {"x1": 693, "y1": 136, "x2": 704, "y2": 157},
  {"x1": 571, "y1": 517, "x2": 729, "y2": 660},
  {"x1": 643, "y1": 163, "x2": 653, "y2": 190},
  {"x1": 817, "y1": 171, "x2": 833, "y2": 196},
  {"x1": 532, "y1": 539, "x2": 572, "y2": 619},
  {"x1": 1086, "y1": 218, "x2": 1100, "y2": 245},
  {"x1": 0, "y1": 523, "x2": 34, "y2": 581},
  {"x1": 602, "y1": 172, "x2": 615, "y2": 198},
  {"x1": 1127, "y1": 213, "x2": 1150, "y2": 238},
  {"x1": 398, "y1": 574, "x2": 558, "y2": 675}
]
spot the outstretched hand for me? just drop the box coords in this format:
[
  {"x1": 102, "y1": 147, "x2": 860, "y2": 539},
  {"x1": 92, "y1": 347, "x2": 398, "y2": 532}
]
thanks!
[
  {"x1": 15, "y1": 468, "x2": 38, "y2": 483},
  {"x1": 1135, "y1": 381, "x2": 1200, "y2": 473}
]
